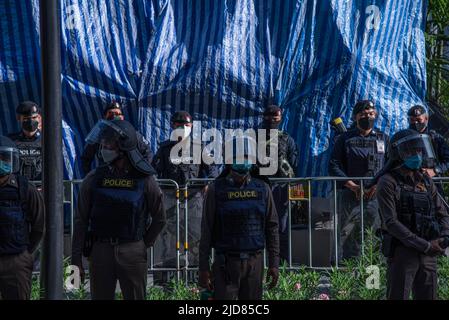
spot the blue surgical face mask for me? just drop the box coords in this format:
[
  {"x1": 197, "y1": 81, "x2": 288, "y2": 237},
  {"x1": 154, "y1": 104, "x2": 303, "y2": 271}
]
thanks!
[
  {"x1": 0, "y1": 160, "x2": 12, "y2": 176},
  {"x1": 231, "y1": 160, "x2": 253, "y2": 175},
  {"x1": 404, "y1": 154, "x2": 423, "y2": 170},
  {"x1": 101, "y1": 148, "x2": 120, "y2": 164}
]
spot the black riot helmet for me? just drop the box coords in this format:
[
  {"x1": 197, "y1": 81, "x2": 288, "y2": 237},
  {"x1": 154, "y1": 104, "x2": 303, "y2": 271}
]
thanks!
[
  {"x1": 86, "y1": 120, "x2": 155, "y2": 175},
  {"x1": 0, "y1": 136, "x2": 20, "y2": 177},
  {"x1": 390, "y1": 129, "x2": 436, "y2": 170},
  {"x1": 367, "y1": 129, "x2": 437, "y2": 187}
]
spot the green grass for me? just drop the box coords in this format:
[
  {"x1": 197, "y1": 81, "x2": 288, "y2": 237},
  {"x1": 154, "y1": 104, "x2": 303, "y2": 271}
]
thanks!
[{"x1": 29, "y1": 230, "x2": 449, "y2": 300}]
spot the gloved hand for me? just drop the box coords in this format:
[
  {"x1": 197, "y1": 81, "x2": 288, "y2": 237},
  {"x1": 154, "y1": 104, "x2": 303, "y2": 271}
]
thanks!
[
  {"x1": 199, "y1": 270, "x2": 213, "y2": 291},
  {"x1": 427, "y1": 239, "x2": 445, "y2": 256},
  {"x1": 266, "y1": 267, "x2": 279, "y2": 289}
]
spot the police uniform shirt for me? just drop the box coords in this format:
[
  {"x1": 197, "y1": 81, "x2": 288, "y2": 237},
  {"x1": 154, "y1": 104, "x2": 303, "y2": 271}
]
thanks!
[
  {"x1": 199, "y1": 176, "x2": 280, "y2": 272},
  {"x1": 426, "y1": 129, "x2": 449, "y2": 175},
  {"x1": 71, "y1": 166, "x2": 166, "y2": 267},
  {"x1": 152, "y1": 140, "x2": 220, "y2": 185},
  {"x1": 329, "y1": 128, "x2": 390, "y2": 178},
  {"x1": 0, "y1": 174, "x2": 45, "y2": 253},
  {"x1": 377, "y1": 169, "x2": 449, "y2": 253},
  {"x1": 7, "y1": 131, "x2": 42, "y2": 181}
]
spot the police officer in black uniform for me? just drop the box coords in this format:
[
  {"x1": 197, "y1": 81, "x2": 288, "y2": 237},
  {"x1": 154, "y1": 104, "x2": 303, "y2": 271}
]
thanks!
[
  {"x1": 258, "y1": 105, "x2": 298, "y2": 262},
  {"x1": 328, "y1": 100, "x2": 390, "y2": 261},
  {"x1": 407, "y1": 105, "x2": 449, "y2": 192},
  {"x1": 0, "y1": 136, "x2": 44, "y2": 300},
  {"x1": 377, "y1": 129, "x2": 449, "y2": 300},
  {"x1": 71, "y1": 120, "x2": 166, "y2": 300},
  {"x1": 81, "y1": 101, "x2": 153, "y2": 176},
  {"x1": 199, "y1": 135, "x2": 279, "y2": 300},
  {"x1": 152, "y1": 111, "x2": 219, "y2": 269},
  {"x1": 8, "y1": 101, "x2": 42, "y2": 184}
]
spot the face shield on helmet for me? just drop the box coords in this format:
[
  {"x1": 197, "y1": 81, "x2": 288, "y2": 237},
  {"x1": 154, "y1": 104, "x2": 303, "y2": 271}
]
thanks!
[
  {"x1": 224, "y1": 135, "x2": 257, "y2": 174},
  {"x1": 0, "y1": 147, "x2": 20, "y2": 176},
  {"x1": 391, "y1": 134, "x2": 436, "y2": 170},
  {"x1": 85, "y1": 120, "x2": 128, "y2": 145}
]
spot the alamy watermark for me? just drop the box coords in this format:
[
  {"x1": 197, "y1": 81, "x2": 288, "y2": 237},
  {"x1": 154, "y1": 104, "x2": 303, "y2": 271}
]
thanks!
[{"x1": 169, "y1": 121, "x2": 280, "y2": 176}]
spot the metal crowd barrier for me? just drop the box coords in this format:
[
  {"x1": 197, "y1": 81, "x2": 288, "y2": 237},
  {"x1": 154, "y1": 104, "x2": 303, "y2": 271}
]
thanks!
[{"x1": 35, "y1": 175, "x2": 449, "y2": 279}]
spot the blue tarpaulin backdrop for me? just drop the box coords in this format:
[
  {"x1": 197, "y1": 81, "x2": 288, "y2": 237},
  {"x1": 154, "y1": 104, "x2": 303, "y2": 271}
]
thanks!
[{"x1": 0, "y1": 0, "x2": 427, "y2": 181}]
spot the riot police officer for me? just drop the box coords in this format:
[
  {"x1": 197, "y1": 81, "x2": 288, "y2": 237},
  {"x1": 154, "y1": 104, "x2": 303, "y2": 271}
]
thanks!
[
  {"x1": 377, "y1": 129, "x2": 449, "y2": 300},
  {"x1": 199, "y1": 135, "x2": 279, "y2": 300},
  {"x1": 407, "y1": 105, "x2": 449, "y2": 190},
  {"x1": 8, "y1": 101, "x2": 42, "y2": 183},
  {"x1": 71, "y1": 120, "x2": 166, "y2": 300},
  {"x1": 81, "y1": 101, "x2": 153, "y2": 176},
  {"x1": 257, "y1": 105, "x2": 298, "y2": 262},
  {"x1": 0, "y1": 136, "x2": 44, "y2": 300},
  {"x1": 328, "y1": 100, "x2": 390, "y2": 261},
  {"x1": 152, "y1": 111, "x2": 219, "y2": 270}
]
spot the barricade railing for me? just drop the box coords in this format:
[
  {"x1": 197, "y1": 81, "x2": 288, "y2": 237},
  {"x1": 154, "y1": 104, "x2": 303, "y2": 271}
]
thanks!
[{"x1": 33, "y1": 175, "x2": 449, "y2": 279}]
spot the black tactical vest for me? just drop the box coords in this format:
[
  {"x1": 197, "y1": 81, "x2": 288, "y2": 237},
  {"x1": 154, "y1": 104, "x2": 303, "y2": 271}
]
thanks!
[
  {"x1": 393, "y1": 172, "x2": 440, "y2": 241},
  {"x1": 0, "y1": 176, "x2": 29, "y2": 255},
  {"x1": 89, "y1": 167, "x2": 146, "y2": 241},
  {"x1": 213, "y1": 177, "x2": 267, "y2": 253}
]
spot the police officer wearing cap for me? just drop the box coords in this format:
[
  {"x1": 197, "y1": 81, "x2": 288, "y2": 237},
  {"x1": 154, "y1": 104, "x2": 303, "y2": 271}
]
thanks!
[
  {"x1": 257, "y1": 105, "x2": 298, "y2": 262},
  {"x1": 71, "y1": 120, "x2": 166, "y2": 300},
  {"x1": 199, "y1": 135, "x2": 280, "y2": 300},
  {"x1": 328, "y1": 100, "x2": 390, "y2": 261},
  {"x1": 81, "y1": 101, "x2": 153, "y2": 177},
  {"x1": 152, "y1": 111, "x2": 219, "y2": 269},
  {"x1": 407, "y1": 105, "x2": 449, "y2": 189},
  {"x1": 0, "y1": 136, "x2": 44, "y2": 300},
  {"x1": 8, "y1": 101, "x2": 43, "y2": 183},
  {"x1": 377, "y1": 129, "x2": 449, "y2": 300}
]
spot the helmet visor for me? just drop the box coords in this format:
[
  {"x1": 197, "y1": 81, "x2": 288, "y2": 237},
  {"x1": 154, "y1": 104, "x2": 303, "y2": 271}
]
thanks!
[
  {"x1": 85, "y1": 120, "x2": 127, "y2": 146},
  {"x1": 393, "y1": 134, "x2": 436, "y2": 164},
  {"x1": 0, "y1": 147, "x2": 20, "y2": 175}
]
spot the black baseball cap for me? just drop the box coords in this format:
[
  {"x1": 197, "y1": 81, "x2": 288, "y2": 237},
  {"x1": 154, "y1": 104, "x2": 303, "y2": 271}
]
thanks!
[
  {"x1": 16, "y1": 101, "x2": 40, "y2": 116},
  {"x1": 407, "y1": 105, "x2": 427, "y2": 117}
]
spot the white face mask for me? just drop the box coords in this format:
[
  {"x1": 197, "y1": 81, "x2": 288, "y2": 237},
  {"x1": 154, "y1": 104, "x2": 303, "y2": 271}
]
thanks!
[
  {"x1": 101, "y1": 148, "x2": 120, "y2": 164},
  {"x1": 176, "y1": 126, "x2": 192, "y2": 140}
]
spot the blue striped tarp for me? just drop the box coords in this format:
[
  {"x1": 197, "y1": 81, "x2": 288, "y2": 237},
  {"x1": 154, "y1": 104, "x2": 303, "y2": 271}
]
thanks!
[{"x1": 0, "y1": 0, "x2": 427, "y2": 181}]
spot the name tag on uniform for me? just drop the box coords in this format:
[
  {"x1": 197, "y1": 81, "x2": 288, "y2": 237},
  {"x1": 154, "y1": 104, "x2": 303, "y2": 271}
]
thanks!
[
  {"x1": 101, "y1": 178, "x2": 135, "y2": 189},
  {"x1": 227, "y1": 190, "x2": 260, "y2": 200},
  {"x1": 376, "y1": 140, "x2": 385, "y2": 154}
]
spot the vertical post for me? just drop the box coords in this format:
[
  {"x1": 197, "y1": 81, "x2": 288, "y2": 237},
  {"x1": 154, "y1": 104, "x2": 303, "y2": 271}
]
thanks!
[{"x1": 39, "y1": 0, "x2": 63, "y2": 300}]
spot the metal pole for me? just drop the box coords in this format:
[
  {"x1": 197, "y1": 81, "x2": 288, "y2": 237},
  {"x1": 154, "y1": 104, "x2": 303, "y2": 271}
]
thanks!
[
  {"x1": 308, "y1": 180, "x2": 312, "y2": 268},
  {"x1": 288, "y1": 183, "x2": 292, "y2": 268},
  {"x1": 333, "y1": 180, "x2": 339, "y2": 268},
  {"x1": 360, "y1": 179, "x2": 365, "y2": 257},
  {"x1": 176, "y1": 185, "x2": 180, "y2": 282},
  {"x1": 39, "y1": 0, "x2": 63, "y2": 300}
]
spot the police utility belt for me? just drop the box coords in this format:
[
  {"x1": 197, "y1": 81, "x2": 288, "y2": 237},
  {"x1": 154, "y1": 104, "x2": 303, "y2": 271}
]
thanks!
[{"x1": 215, "y1": 250, "x2": 263, "y2": 261}]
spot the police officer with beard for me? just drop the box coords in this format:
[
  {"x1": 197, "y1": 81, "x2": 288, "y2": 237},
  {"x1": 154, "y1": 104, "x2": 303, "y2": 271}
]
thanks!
[
  {"x1": 152, "y1": 111, "x2": 219, "y2": 269},
  {"x1": 71, "y1": 120, "x2": 166, "y2": 300},
  {"x1": 328, "y1": 100, "x2": 390, "y2": 261},
  {"x1": 407, "y1": 105, "x2": 449, "y2": 192},
  {"x1": 8, "y1": 101, "x2": 42, "y2": 184},
  {"x1": 257, "y1": 105, "x2": 298, "y2": 262},
  {"x1": 199, "y1": 135, "x2": 279, "y2": 300},
  {"x1": 377, "y1": 129, "x2": 449, "y2": 300},
  {"x1": 81, "y1": 101, "x2": 153, "y2": 177},
  {"x1": 0, "y1": 136, "x2": 44, "y2": 300}
]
